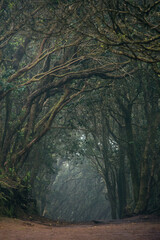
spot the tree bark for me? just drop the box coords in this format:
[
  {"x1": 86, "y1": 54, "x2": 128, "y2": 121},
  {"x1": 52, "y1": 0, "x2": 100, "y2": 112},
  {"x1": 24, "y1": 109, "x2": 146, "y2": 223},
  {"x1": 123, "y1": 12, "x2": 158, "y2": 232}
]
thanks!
[
  {"x1": 118, "y1": 99, "x2": 139, "y2": 204},
  {"x1": 117, "y1": 142, "x2": 126, "y2": 218},
  {"x1": 134, "y1": 113, "x2": 160, "y2": 214}
]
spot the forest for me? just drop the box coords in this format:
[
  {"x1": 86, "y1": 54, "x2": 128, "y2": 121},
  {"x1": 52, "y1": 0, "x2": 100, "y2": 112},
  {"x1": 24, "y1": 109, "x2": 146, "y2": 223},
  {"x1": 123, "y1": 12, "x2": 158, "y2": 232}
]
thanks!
[{"x1": 0, "y1": 0, "x2": 160, "y2": 222}]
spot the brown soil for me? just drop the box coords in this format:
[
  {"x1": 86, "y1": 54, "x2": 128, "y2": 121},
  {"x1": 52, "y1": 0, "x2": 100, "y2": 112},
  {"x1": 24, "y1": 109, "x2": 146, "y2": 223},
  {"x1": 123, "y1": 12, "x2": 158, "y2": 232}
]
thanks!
[{"x1": 0, "y1": 215, "x2": 160, "y2": 240}]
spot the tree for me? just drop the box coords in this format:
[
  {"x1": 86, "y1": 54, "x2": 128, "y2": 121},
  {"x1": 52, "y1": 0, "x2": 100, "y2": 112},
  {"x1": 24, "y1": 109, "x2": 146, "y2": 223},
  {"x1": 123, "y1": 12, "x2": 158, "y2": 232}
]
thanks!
[
  {"x1": 1, "y1": 0, "x2": 128, "y2": 172},
  {"x1": 60, "y1": 0, "x2": 160, "y2": 64},
  {"x1": 56, "y1": 61, "x2": 160, "y2": 217}
]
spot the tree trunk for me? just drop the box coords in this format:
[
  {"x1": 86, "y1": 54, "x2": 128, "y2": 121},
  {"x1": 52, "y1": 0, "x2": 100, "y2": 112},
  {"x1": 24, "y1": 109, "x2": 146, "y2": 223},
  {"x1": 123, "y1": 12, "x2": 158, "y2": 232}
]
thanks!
[
  {"x1": 134, "y1": 113, "x2": 160, "y2": 214},
  {"x1": 101, "y1": 108, "x2": 117, "y2": 219},
  {"x1": 118, "y1": 99, "x2": 139, "y2": 204},
  {"x1": 117, "y1": 146, "x2": 126, "y2": 218},
  {"x1": 110, "y1": 198, "x2": 117, "y2": 219},
  {"x1": 125, "y1": 109, "x2": 139, "y2": 204}
]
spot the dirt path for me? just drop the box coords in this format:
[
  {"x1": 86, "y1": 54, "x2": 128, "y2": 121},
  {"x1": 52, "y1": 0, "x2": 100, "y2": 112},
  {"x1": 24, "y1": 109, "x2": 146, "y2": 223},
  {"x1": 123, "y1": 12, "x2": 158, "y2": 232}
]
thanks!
[{"x1": 0, "y1": 216, "x2": 160, "y2": 240}]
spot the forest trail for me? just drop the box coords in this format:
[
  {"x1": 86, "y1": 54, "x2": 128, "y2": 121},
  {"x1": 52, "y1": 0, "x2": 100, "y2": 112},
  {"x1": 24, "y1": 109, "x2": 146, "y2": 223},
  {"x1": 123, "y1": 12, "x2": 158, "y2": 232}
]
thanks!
[{"x1": 0, "y1": 216, "x2": 160, "y2": 240}]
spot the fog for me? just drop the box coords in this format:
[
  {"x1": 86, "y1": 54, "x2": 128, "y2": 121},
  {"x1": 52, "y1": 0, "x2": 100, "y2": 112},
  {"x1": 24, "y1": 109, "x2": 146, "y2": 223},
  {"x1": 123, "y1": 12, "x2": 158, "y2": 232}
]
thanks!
[{"x1": 34, "y1": 159, "x2": 111, "y2": 222}]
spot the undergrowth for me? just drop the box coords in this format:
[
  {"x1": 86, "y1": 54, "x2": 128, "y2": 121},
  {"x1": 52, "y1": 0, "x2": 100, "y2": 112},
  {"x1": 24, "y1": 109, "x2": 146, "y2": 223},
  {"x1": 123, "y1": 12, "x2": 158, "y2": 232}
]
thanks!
[{"x1": 0, "y1": 168, "x2": 36, "y2": 217}]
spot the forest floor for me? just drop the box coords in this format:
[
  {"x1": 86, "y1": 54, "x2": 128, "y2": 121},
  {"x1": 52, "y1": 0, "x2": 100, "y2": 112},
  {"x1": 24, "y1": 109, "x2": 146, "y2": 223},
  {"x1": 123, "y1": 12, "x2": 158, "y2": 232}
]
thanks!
[{"x1": 0, "y1": 214, "x2": 160, "y2": 240}]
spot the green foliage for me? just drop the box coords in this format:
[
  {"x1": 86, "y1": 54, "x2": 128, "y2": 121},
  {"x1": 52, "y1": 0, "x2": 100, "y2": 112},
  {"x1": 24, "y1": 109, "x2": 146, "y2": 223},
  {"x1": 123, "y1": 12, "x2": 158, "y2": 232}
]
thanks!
[
  {"x1": 0, "y1": 170, "x2": 36, "y2": 217},
  {"x1": 0, "y1": 69, "x2": 15, "y2": 91},
  {"x1": 23, "y1": 171, "x2": 31, "y2": 188},
  {"x1": 8, "y1": 2, "x2": 15, "y2": 9}
]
